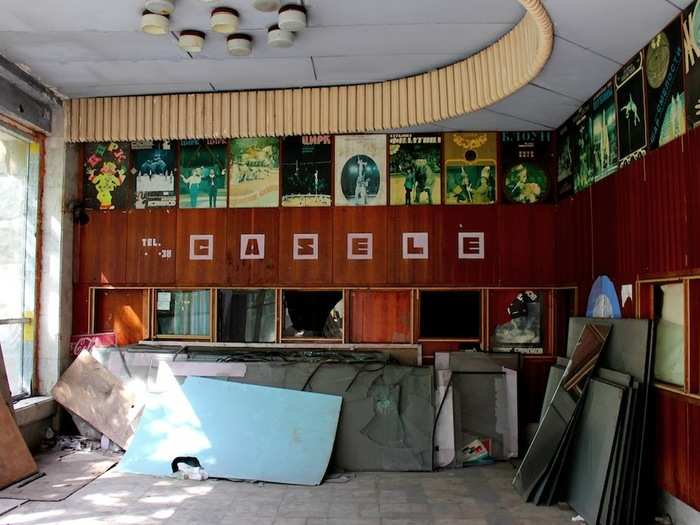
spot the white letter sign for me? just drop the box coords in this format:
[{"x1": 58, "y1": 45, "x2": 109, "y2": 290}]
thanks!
[
  {"x1": 402, "y1": 232, "x2": 429, "y2": 260},
  {"x1": 240, "y1": 234, "x2": 265, "y2": 260},
  {"x1": 189, "y1": 234, "x2": 213, "y2": 260},
  {"x1": 458, "y1": 232, "x2": 485, "y2": 259},
  {"x1": 347, "y1": 233, "x2": 373, "y2": 260},
  {"x1": 293, "y1": 234, "x2": 318, "y2": 260}
]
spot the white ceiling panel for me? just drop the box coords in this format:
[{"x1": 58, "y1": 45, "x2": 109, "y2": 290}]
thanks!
[
  {"x1": 195, "y1": 23, "x2": 510, "y2": 60},
  {"x1": 0, "y1": 32, "x2": 187, "y2": 63},
  {"x1": 533, "y1": 36, "x2": 620, "y2": 103},
  {"x1": 310, "y1": 54, "x2": 460, "y2": 83},
  {"x1": 542, "y1": 0, "x2": 689, "y2": 64},
  {"x1": 303, "y1": 0, "x2": 524, "y2": 26},
  {"x1": 438, "y1": 110, "x2": 551, "y2": 131},
  {"x1": 487, "y1": 83, "x2": 581, "y2": 128},
  {"x1": 64, "y1": 82, "x2": 215, "y2": 98},
  {"x1": 27, "y1": 58, "x2": 315, "y2": 97}
]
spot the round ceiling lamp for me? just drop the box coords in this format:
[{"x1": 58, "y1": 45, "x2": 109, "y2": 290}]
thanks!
[
  {"x1": 278, "y1": 4, "x2": 306, "y2": 32},
  {"x1": 227, "y1": 33, "x2": 253, "y2": 56},
  {"x1": 253, "y1": 0, "x2": 280, "y2": 12},
  {"x1": 267, "y1": 24, "x2": 293, "y2": 48},
  {"x1": 179, "y1": 30, "x2": 206, "y2": 53},
  {"x1": 140, "y1": 10, "x2": 170, "y2": 35},
  {"x1": 144, "y1": 0, "x2": 175, "y2": 15},
  {"x1": 210, "y1": 7, "x2": 240, "y2": 34}
]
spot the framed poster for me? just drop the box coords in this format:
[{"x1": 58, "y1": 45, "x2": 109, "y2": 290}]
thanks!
[
  {"x1": 646, "y1": 17, "x2": 686, "y2": 150},
  {"x1": 684, "y1": 0, "x2": 700, "y2": 130},
  {"x1": 229, "y1": 137, "x2": 280, "y2": 208},
  {"x1": 444, "y1": 132, "x2": 497, "y2": 204},
  {"x1": 557, "y1": 120, "x2": 575, "y2": 199},
  {"x1": 281, "y1": 135, "x2": 331, "y2": 207},
  {"x1": 84, "y1": 142, "x2": 133, "y2": 210},
  {"x1": 178, "y1": 139, "x2": 227, "y2": 209},
  {"x1": 388, "y1": 133, "x2": 442, "y2": 205},
  {"x1": 590, "y1": 81, "x2": 618, "y2": 182},
  {"x1": 334, "y1": 134, "x2": 387, "y2": 206},
  {"x1": 616, "y1": 52, "x2": 648, "y2": 166},
  {"x1": 131, "y1": 141, "x2": 176, "y2": 208},
  {"x1": 501, "y1": 131, "x2": 552, "y2": 204},
  {"x1": 572, "y1": 104, "x2": 593, "y2": 193}
]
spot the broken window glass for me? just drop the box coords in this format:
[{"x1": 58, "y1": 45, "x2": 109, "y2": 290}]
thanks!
[
  {"x1": 217, "y1": 289, "x2": 276, "y2": 343},
  {"x1": 282, "y1": 290, "x2": 343, "y2": 339}
]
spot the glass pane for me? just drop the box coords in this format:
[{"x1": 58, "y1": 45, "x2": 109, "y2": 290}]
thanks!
[
  {"x1": 217, "y1": 289, "x2": 276, "y2": 343},
  {"x1": 0, "y1": 323, "x2": 27, "y2": 396},
  {"x1": 654, "y1": 283, "x2": 685, "y2": 387},
  {"x1": 0, "y1": 126, "x2": 36, "y2": 397},
  {"x1": 156, "y1": 290, "x2": 210, "y2": 337}
]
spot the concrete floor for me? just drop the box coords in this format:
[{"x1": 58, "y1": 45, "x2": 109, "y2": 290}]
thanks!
[{"x1": 0, "y1": 463, "x2": 576, "y2": 525}]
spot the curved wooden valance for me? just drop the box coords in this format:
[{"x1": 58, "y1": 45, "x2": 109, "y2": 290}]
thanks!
[{"x1": 64, "y1": 0, "x2": 553, "y2": 142}]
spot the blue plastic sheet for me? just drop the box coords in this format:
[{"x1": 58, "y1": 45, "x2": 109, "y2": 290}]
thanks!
[{"x1": 118, "y1": 369, "x2": 342, "y2": 485}]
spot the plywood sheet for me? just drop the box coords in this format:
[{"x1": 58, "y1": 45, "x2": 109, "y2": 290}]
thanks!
[
  {"x1": 0, "y1": 399, "x2": 36, "y2": 489},
  {"x1": 51, "y1": 351, "x2": 141, "y2": 449},
  {"x1": 0, "y1": 345, "x2": 13, "y2": 418}
]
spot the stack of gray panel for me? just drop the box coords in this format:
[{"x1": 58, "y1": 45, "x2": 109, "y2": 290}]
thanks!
[{"x1": 534, "y1": 318, "x2": 655, "y2": 525}]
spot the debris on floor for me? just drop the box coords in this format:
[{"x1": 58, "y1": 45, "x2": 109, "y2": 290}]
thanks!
[{"x1": 0, "y1": 449, "x2": 118, "y2": 502}]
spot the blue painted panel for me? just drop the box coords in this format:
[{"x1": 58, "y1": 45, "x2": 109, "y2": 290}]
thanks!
[{"x1": 118, "y1": 374, "x2": 342, "y2": 485}]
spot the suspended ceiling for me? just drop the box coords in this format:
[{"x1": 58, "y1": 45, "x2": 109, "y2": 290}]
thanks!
[{"x1": 0, "y1": 0, "x2": 693, "y2": 131}]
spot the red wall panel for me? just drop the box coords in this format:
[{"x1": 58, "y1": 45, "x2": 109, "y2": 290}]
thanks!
[
  {"x1": 387, "y1": 206, "x2": 438, "y2": 285},
  {"x1": 125, "y1": 209, "x2": 176, "y2": 285},
  {"x1": 591, "y1": 175, "x2": 617, "y2": 280},
  {"x1": 615, "y1": 162, "x2": 645, "y2": 286},
  {"x1": 437, "y1": 206, "x2": 498, "y2": 285},
  {"x1": 278, "y1": 207, "x2": 333, "y2": 285},
  {"x1": 78, "y1": 211, "x2": 128, "y2": 285},
  {"x1": 655, "y1": 389, "x2": 690, "y2": 504},
  {"x1": 498, "y1": 205, "x2": 555, "y2": 286},
  {"x1": 349, "y1": 290, "x2": 411, "y2": 343},
  {"x1": 226, "y1": 208, "x2": 279, "y2": 286},
  {"x1": 686, "y1": 127, "x2": 700, "y2": 270},
  {"x1": 643, "y1": 137, "x2": 688, "y2": 277},
  {"x1": 175, "y1": 208, "x2": 228, "y2": 285},
  {"x1": 332, "y1": 207, "x2": 388, "y2": 285}
]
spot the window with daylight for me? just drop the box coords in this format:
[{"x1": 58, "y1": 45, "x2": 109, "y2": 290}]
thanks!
[
  {"x1": 0, "y1": 124, "x2": 40, "y2": 399},
  {"x1": 156, "y1": 289, "x2": 211, "y2": 338}
]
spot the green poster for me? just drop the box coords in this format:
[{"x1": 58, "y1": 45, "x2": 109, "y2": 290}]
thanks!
[
  {"x1": 179, "y1": 139, "x2": 228, "y2": 208},
  {"x1": 229, "y1": 137, "x2": 280, "y2": 208}
]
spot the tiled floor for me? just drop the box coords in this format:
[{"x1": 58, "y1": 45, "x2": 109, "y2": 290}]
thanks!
[{"x1": 0, "y1": 463, "x2": 576, "y2": 525}]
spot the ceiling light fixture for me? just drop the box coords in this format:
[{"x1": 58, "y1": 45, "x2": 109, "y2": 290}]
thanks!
[
  {"x1": 227, "y1": 33, "x2": 253, "y2": 56},
  {"x1": 210, "y1": 7, "x2": 240, "y2": 34},
  {"x1": 179, "y1": 30, "x2": 206, "y2": 53},
  {"x1": 144, "y1": 0, "x2": 175, "y2": 15},
  {"x1": 140, "y1": 10, "x2": 170, "y2": 35},
  {"x1": 253, "y1": 0, "x2": 280, "y2": 13},
  {"x1": 267, "y1": 24, "x2": 293, "y2": 48},
  {"x1": 278, "y1": 4, "x2": 306, "y2": 32}
]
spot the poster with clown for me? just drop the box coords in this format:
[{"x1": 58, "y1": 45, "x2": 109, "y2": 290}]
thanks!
[{"x1": 84, "y1": 142, "x2": 133, "y2": 209}]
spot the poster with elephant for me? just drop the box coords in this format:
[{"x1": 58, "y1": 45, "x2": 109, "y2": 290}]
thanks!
[
  {"x1": 334, "y1": 134, "x2": 387, "y2": 206},
  {"x1": 83, "y1": 142, "x2": 134, "y2": 210},
  {"x1": 443, "y1": 132, "x2": 497, "y2": 204},
  {"x1": 229, "y1": 137, "x2": 280, "y2": 208},
  {"x1": 501, "y1": 131, "x2": 552, "y2": 204},
  {"x1": 389, "y1": 133, "x2": 442, "y2": 205},
  {"x1": 178, "y1": 139, "x2": 228, "y2": 208}
]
